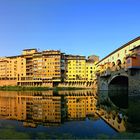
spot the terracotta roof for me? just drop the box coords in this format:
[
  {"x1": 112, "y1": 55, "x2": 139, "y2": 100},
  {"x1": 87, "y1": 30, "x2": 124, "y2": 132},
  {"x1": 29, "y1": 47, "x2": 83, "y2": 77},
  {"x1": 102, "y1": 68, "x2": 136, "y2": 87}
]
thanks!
[{"x1": 23, "y1": 48, "x2": 37, "y2": 51}]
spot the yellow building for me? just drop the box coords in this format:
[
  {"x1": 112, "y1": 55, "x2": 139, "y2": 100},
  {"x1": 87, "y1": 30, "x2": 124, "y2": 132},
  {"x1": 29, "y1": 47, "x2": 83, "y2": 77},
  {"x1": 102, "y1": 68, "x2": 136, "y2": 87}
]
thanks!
[
  {"x1": 42, "y1": 50, "x2": 65, "y2": 82},
  {"x1": 0, "y1": 59, "x2": 8, "y2": 80},
  {"x1": 86, "y1": 61, "x2": 98, "y2": 81},
  {"x1": 0, "y1": 49, "x2": 66, "y2": 87},
  {"x1": 0, "y1": 56, "x2": 26, "y2": 81},
  {"x1": 23, "y1": 49, "x2": 65, "y2": 83},
  {"x1": 32, "y1": 52, "x2": 43, "y2": 79},
  {"x1": 0, "y1": 48, "x2": 98, "y2": 88},
  {"x1": 65, "y1": 55, "x2": 86, "y2": 82}
]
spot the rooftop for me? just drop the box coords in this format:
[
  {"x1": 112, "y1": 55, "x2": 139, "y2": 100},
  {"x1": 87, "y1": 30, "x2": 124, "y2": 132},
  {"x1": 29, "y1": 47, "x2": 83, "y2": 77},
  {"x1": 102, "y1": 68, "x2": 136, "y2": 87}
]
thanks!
[{"x1": 97, "y1": 36, "x2": 140, "y2": 64}]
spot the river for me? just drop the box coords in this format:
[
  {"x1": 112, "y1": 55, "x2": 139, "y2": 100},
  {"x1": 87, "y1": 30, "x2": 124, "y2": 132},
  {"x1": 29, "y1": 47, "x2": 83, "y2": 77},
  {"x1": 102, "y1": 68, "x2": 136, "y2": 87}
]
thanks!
[{"x1": 0, "y1": 90, "x2": 139, "y2": 139}]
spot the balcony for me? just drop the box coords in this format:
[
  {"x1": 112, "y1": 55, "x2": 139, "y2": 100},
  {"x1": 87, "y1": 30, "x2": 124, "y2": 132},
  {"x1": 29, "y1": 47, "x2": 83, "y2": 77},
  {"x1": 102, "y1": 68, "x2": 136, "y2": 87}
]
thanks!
[{"x1": 126, "y1": 56, "x2": 140, "y2": 69}]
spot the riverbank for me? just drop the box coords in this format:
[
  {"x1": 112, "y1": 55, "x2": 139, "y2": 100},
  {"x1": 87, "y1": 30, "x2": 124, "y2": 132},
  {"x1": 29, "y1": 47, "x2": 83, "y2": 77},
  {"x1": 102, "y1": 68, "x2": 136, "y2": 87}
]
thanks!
[{"x1": 0, "y1": 86, "x2": 88, "y2": 91}]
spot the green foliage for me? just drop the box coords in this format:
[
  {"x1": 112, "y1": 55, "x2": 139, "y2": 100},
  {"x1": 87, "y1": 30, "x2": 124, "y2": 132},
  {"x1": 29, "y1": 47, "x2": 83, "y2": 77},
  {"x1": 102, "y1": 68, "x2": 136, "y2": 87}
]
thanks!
[
  {"x1": 128, "y1": 100, "x2": 140, "y2": 123},
  {"x1": 97, "y1": 134, "x2": 110, "y2": 139},
  {"x1": 0, "y1": 129, "x2": 30, "y2": 139},
  {"x1": 112, "y1": 132, "x2": 140, "y2": 139},
  {"x1": 0, "y1": 85, "x2": 85, "y2": 91},
  {"x1": 35, "y1": 132, "x2": 75, "y2": 139}
]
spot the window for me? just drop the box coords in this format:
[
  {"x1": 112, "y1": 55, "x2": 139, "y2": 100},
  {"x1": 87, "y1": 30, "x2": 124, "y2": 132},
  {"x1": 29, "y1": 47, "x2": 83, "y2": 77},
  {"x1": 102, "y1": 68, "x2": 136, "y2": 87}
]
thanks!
[
  {"x1": 112, "y1": 56, "x2": 114, "y2": 60},
  {"x1": 127, "y1": 59, "x2": 131, "y2": 63},
  {"x1": 118, "y1": 53, "x2": 119, "y2": 57}
]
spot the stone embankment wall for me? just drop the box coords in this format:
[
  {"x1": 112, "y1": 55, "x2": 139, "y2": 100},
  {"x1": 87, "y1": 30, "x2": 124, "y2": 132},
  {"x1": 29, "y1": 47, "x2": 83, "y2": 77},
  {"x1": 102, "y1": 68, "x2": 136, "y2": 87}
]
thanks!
[
  {"x1": 0, "y1": 80, "x2": 17, "y2": 86},
  {"x1": 129, "y1": 69, "x2": 140, "y2": 95}
]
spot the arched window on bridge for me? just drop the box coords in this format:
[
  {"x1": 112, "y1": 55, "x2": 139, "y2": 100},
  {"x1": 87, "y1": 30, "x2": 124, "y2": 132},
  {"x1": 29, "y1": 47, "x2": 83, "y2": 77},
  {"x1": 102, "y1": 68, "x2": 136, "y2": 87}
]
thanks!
[
  {"x1": 117, "y1": 59, "x2": 122, "y2": 66},
  {"x1": 111, "y1": 62, "x2": 116, "y2": 71},
  {"x1": 105, "y1": 62, "x2": 111, "y2": 69}
]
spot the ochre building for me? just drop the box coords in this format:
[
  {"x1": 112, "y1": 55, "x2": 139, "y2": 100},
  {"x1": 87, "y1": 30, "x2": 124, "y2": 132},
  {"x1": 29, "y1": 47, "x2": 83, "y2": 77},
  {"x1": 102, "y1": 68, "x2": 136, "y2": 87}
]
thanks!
[{"x1": 0, "y1": 49, "x2": 98, "y2": 88}]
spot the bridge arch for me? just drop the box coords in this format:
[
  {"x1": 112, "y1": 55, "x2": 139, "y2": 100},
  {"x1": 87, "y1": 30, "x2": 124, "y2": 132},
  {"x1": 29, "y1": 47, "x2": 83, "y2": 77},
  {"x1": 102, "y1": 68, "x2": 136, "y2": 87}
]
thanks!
[
  {"x1": 108, "y1": 75, "x2": 128, "y2": 91},
  {"x1": 108, "y1": 75, "x2": 128, "y2": 108}
]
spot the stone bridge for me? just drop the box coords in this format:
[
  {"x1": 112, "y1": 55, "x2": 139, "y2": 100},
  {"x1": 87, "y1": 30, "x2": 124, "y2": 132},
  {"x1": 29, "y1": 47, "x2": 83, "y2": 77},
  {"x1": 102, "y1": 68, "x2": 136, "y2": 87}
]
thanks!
[
  {"x1": 96, "y1": 37, "x2": 140, "y2": 95},
  {"x1": 98, "y1": 67, "x2": 140, "y2": 95}
]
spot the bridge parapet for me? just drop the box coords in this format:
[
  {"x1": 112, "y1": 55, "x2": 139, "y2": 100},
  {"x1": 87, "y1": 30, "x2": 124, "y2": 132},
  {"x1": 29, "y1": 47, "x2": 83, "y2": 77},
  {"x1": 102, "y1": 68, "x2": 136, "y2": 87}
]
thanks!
[{"x1": 96, "y1": 64, "x2": 128, "y2": 78}]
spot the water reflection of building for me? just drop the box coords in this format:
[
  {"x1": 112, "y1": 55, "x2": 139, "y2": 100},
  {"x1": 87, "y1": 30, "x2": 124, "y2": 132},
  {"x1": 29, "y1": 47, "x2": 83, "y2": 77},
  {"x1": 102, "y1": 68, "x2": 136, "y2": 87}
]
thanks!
[
  {"x1": 26, "y1": 96, "x2": 61, "y2": 121},
  {"x1": 66, "y1": 96, "x2": 86, "y2": 119},
  {"x1": 0, "y1": 91, "x2": 61, "y2": 127},
  {"x1": 0, "y1": 90, "x2": 99, "y2": 127},
  {"x1": 58, "y1": 90, "x2": 97, "y2": 120},
  {"x1": 66, "y1": 95, "x2": 97, "y2": 120},
  {"x1": 0, "y1": 91, "x2": 26, "y2": 120}
]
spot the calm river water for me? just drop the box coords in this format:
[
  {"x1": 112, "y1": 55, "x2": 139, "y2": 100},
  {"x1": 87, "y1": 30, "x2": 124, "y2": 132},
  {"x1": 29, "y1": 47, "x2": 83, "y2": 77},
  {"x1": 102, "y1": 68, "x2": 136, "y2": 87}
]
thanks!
[{"x1": 0, "y1": 90, "x2": 139, "y2": 139}]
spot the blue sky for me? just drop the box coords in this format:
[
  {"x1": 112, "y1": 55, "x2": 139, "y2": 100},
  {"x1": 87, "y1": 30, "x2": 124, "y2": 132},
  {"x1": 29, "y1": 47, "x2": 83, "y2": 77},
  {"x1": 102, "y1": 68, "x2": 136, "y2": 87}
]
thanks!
[{"x1": 0, "y1": 0, "x2": 139, "y2": 59}]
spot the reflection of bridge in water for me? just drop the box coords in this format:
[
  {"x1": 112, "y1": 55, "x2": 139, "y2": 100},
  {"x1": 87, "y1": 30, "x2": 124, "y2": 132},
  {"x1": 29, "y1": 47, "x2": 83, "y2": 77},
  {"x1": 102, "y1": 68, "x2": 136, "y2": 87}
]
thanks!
[{"x1": 96, "y1": 108, "x2": 126, "y2": 132}]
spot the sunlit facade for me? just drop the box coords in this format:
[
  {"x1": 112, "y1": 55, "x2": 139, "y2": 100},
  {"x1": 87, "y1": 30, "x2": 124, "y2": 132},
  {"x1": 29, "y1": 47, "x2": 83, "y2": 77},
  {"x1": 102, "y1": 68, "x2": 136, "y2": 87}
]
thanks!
[
  {"x1": 0, "y1": 48, "x2": 99, "y2": 87},
  {"x1": 65, "y1": 55, "x2": 86, "y2": 82},
  {"x1": 96, "y1": 37, "x2": 140, "y2": 75},
  {"x1": 0, "y1": 49, "x2": 66, "y2": 86},
  {"x1": 86, "y1": 61, "x2": 98, "y2": 81}
]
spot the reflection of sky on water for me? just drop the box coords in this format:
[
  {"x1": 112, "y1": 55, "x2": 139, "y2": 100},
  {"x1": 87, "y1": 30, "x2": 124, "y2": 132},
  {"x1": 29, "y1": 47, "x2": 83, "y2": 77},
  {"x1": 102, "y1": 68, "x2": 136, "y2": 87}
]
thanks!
[{"x1": 0, "y1": 117, "x2": 117, "y2": 139}]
